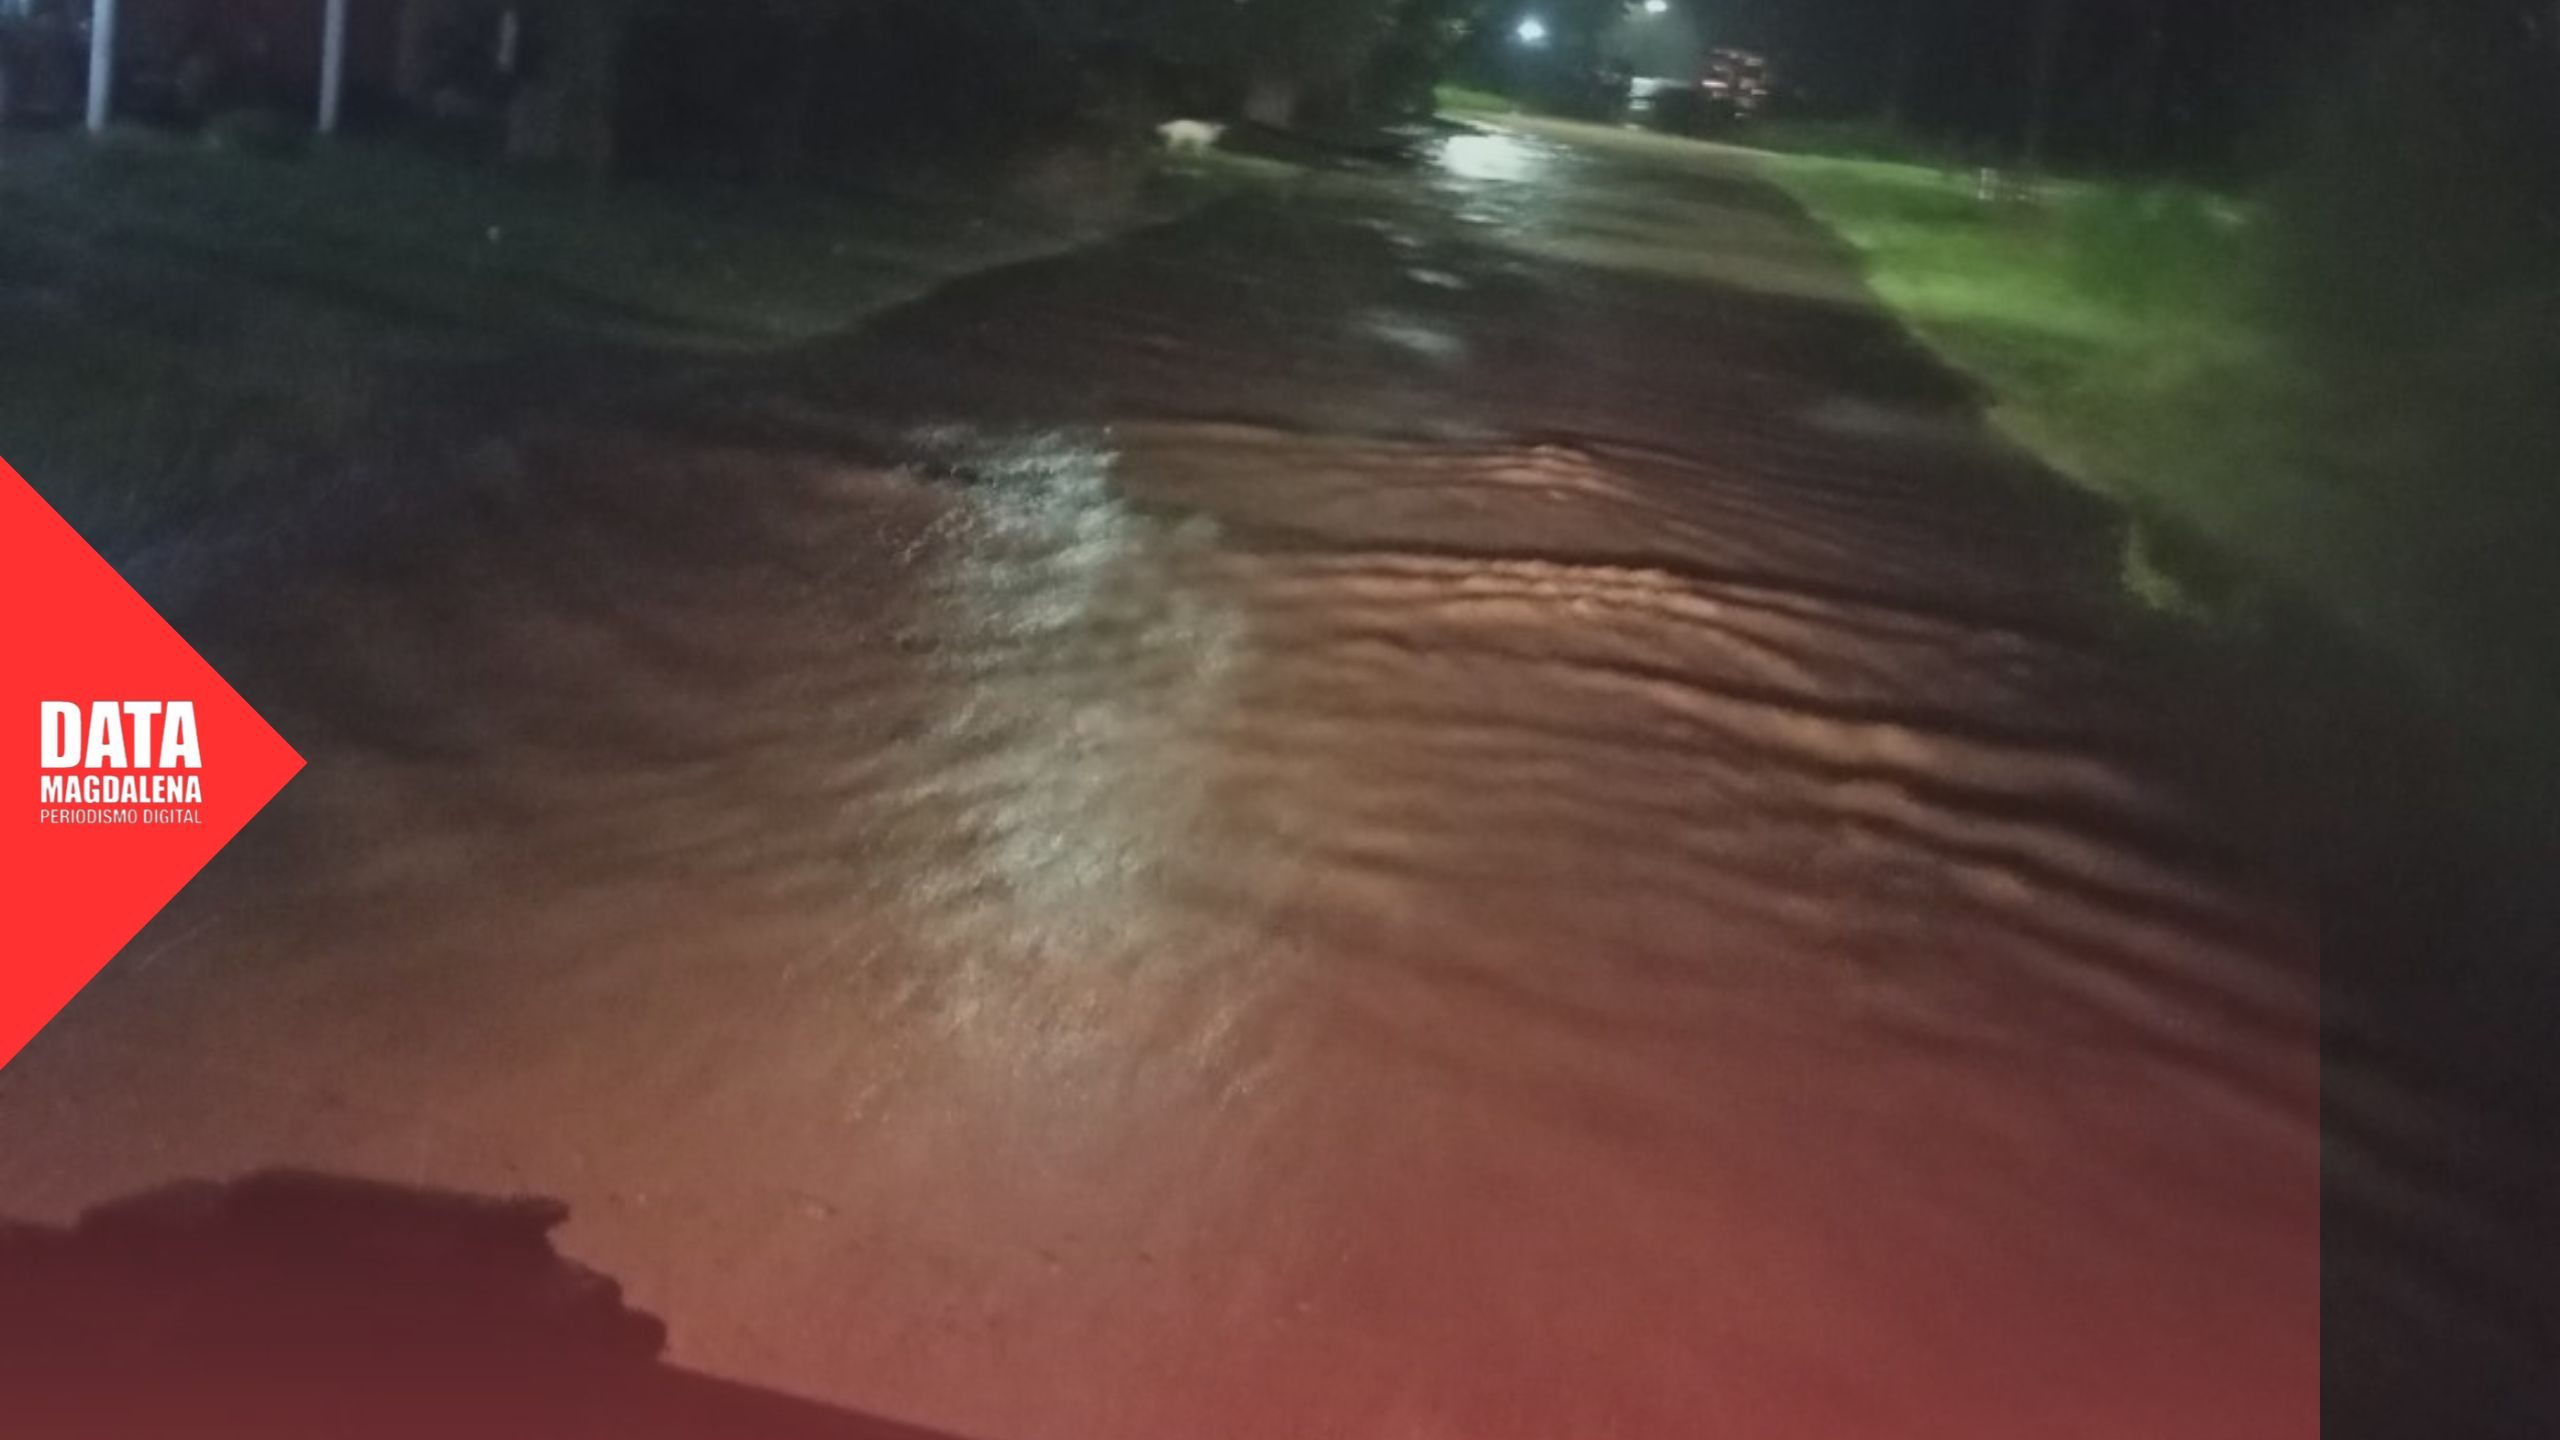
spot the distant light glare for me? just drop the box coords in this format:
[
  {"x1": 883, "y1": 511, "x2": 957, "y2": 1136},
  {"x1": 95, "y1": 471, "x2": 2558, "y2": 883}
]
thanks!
[
  {"x1": 1514, "y1": 17, "x2": 1549, "y2": 45},
  {"x1": 1644, "y1": 0, "x2": 1670, "y2": 13}
]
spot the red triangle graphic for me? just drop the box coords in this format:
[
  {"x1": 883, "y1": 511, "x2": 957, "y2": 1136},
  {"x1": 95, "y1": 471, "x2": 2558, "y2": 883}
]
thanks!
[{"x1": 0, "y1": 458, "x2": 305, "y2": 1070}]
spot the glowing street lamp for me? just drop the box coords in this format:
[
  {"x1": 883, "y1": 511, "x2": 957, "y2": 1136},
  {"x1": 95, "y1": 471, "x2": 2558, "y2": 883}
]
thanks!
[
  {"x1": 1514, "y1": 16, "x2": 1550, "y2": 45},
  {"x1": 1643, "y1": 0, "x2": 1671, "y2": 13}
]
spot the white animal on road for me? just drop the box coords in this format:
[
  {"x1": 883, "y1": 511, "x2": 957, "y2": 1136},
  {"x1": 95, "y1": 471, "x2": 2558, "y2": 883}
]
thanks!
[{"x1": 1156, "y1": 120, "x2": 1227, "y2": 155}]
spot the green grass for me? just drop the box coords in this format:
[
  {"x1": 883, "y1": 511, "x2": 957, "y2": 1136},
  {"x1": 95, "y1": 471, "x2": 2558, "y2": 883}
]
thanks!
[
  {"x1": 1434, "y1": 84, "x2": 1517, "y2": 117},
  {"x1": 1752, "y1": 161, "x2": 2384, "y2": 625},
  {"x1": 0, "y1": 132, "x2": 1178, "y2": 550},
  {"x1": 1732, "y1": 118, "x2": 1952, "y2": 166},
  {"x1": 1758, "y1": 146, "x2": 2560, "y2": 734},
  {"x1": 1755, "y1": 153, "x2": 2276, "y2": 512}
]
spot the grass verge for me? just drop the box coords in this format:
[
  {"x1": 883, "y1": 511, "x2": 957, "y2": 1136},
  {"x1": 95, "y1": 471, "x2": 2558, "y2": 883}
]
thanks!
[
  {"x1": 1433, "y1": 85, "x2": 1517, "y2": 117},
  {"x1": 1753, "y1": 148, "x2": 2560, "y2": 732}
]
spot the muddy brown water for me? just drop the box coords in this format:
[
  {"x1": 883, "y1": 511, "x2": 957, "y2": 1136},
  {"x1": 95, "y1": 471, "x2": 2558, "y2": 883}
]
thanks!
[{"x1": 2, "y1": 128, "x2": 2420, "y2": 1437}]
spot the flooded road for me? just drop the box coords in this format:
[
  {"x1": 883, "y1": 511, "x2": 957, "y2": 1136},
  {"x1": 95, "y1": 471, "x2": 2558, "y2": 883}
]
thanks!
[{"x1": 1, "y1": 130, "x2": 2321, "y2": 1435}]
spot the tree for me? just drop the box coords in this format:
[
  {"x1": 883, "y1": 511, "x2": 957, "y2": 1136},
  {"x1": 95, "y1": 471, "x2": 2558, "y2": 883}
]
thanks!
[
  {"x1": 1101, "y1": 0, "x2": 1408, "y2": 124},
  {"x1": 505, "y1": 0, "x2": 638, "y2": 178},
  {"x1": 492, "y1": 0, "x2": 1472, "y2": 178},
  {"x1": 2019, "y1": 0, "x2": 2071, "y2": 172},
  {"x1": 1881, "y1": 0, "x2": 1922, "y2": 131}
]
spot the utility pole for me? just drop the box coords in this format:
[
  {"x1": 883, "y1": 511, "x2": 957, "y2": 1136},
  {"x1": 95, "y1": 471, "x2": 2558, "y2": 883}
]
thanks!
[
  {"x1": 319, "y1": 0, "x2": 350, "y2": 134},
  {"x1": 84, "y1": 0, "x2": 117, "y2": 133}
]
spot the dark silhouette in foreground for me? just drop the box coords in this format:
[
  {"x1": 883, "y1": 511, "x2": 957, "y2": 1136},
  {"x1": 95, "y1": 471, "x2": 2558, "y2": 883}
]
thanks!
[{"x1": 0, "y1": 1170, "x2": 971, "y2": 1440}]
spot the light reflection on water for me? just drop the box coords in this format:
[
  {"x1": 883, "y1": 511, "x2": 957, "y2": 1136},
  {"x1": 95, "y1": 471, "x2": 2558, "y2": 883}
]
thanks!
[
  {"x1": 1437, "y1": 132, "x2": 1554, "y2": 186},
  {"x1": 892, "y1": 426, "x2": 1252, "y2": 1070}
]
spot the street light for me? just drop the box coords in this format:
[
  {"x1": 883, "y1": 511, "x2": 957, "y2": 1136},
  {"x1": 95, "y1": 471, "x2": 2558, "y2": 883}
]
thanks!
[
  {"x1": 1643, "y1": 0, "x2": 1670, "y2": 13},
  {"x1": 1514, "y1": 16, "x2": 1550, "y2": 45}
]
